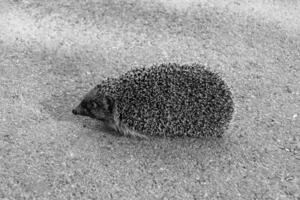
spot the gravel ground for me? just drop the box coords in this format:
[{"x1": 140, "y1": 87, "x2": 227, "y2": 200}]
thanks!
[{"x1": 0, "y1": 0, "x2": 299, "y2": 199}]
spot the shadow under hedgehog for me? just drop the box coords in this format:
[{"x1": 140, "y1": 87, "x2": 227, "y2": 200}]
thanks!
[{"x1": 73, "y1": 63, "x2": 234, "y2": 139}]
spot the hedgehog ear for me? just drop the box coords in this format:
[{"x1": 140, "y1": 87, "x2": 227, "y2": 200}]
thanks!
[{"x1": 104, "y1": 96, "x2": 115, "y2": 113}]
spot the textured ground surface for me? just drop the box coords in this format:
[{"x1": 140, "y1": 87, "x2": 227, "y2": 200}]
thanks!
[{"x1": 0, "y1": 0, "x2": 299, "y2": 199}]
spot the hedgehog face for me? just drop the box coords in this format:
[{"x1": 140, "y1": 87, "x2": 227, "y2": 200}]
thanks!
[{"x1": 72, "y1": 95, "x2": 115, "y2": 122}]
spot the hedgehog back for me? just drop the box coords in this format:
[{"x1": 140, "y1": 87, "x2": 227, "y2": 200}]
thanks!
[{"x1": 102, "y1": 63, "x2": 234, "y2": 137}]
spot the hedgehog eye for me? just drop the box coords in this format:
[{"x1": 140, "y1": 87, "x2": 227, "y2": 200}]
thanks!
[
  {"x1": 85, "y1": 101, "x2": 97, "y2": 110},
  {"x1": 91, "y1": 101, "x2": 98, "y2": 109}
]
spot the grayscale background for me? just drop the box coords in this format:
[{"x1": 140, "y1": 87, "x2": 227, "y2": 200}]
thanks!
[{"x1": 0, "y1": 0, "x2": 299, "y2": 199}]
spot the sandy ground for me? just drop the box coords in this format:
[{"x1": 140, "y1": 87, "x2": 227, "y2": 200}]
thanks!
[{"x1": 0, "y1": 0, "x2": 299, "y2": 199}]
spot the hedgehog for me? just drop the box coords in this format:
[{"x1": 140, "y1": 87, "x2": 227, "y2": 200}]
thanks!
[{"x1": 72, "y1": 63, "x2": 234, "y2": 139}]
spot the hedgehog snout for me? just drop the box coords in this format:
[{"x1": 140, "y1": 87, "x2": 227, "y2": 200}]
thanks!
[
  {"x1": 72, "y1": 105, "x2": 83, "y2": 115},
  {"x1": 72, "y1": 104, "x2": 91, "y2": 117},
  {"x1": 72, "y1": 109, "x2": 78, "y2": 115}
]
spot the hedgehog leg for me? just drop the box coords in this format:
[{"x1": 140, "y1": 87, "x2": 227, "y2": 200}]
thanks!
[
  {"x1": 128, "y1": 130, "x2": 149, "y2": 140},
  {"x1": 119, "y1": 123, "x2": 149, "y2": 140},
  {"x1": 109, "y1": 114, "x2": 148, "y2": 139},
  {"x1": 123, "y1": 127, "x2": 149, "y2": 140}
]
